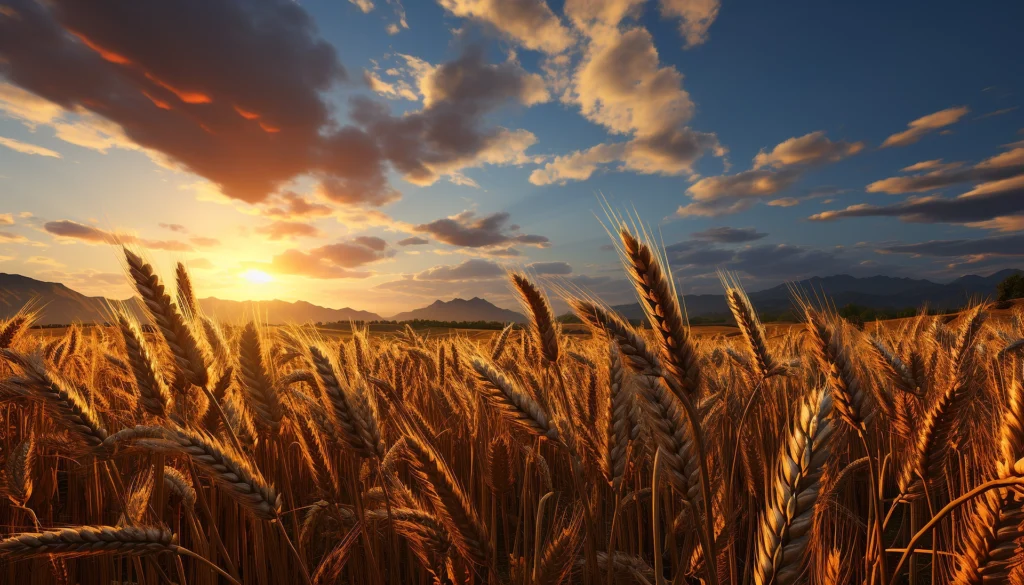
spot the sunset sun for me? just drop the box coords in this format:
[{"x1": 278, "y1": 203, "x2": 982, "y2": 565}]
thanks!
[{"x1": 240, "y1": 269, "x2": 273, "y2": 284}]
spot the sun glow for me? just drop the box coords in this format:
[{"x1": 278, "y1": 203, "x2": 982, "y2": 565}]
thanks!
[{"x1": 240, "y1": 269, "x2": 273, "y2": 284}]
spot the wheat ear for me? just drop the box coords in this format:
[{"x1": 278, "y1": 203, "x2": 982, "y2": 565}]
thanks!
[
  {"x1": 618, "y1": 227, "x2": 699, "y2": 398},
  {"x1": 471, "y1": 357, "x2": 559, "y2": 441},
  {"x1": 402, "y1": 434, "x2": 492, "y2": 568},
  {"x1": 0, "y1": 525, "x2": 175, "y2": 560},
  {"x1": 124, "y1": 248, "x2": 209, "y2": 388},
  {"x1": 237, "y1": 322, "x2": 284, "y2": 433},
  {"x1": 0, "y1": 349, "x2": 108, "y2": 446},
  {"x1": 753, "y1": 386, "x2": 834, "y2": 585},
  {"x1": 116, "y1": 312, "x2": 173, "y2": 419},
  {"x1": 510, "y1": 272, "x2": 560, "y2": 364},
  {"x1": 309, "y1": 345, "x2": 385, "y2": 460}
]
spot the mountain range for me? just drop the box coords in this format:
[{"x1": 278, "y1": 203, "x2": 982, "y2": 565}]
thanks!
[
  {"x1": 0, "y1": 273, "x2": 525, "y2": 325},
  {"x1": 612, "y1": 269, "x2": 1023, "y2": 320},
  {"x1": 1, "y1": 270, "x2": 1018, "y2": 326}
]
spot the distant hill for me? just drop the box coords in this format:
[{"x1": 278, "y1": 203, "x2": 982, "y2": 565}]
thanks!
[
  {"x1": 0, "y1": 273, "x2": 381, "y2": 325},
  {"x1": 0, "y1": 273, "x2": 140, "y2": 325},
  {"x1": 612, "y1": 269, "x2": 1023, "y2": 321},
  {"x1": 388, "y1": 297, "x2": 527, "y2": 324},
  {"x1": 199, "y1": 298, "x2": 380, "y2": 324}
]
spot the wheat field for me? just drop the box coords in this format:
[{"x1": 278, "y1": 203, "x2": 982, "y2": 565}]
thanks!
[{"x1": 1, "y1": 222, "x2": 1023, "y2": 585}]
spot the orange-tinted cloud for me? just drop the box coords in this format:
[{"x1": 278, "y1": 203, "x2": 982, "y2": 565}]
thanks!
[
  {"x1": 256, "y1": 238, "x2": 394, "y2": 279},
  {"x1": 141, "y1": 91, "x2": 172, "y2": 110},
  {"x1": 143, "y1": 72, "x2": 212, "y2": 104},
  {"x1": 68, "y1": 30, "x2": 132, "y2": 65},
  {"x1": 233, "y1": 105, "x2": 260, "y2": 120},
  {"x1": 881, "y1": 106, "x2": 970, "y2": 148}
]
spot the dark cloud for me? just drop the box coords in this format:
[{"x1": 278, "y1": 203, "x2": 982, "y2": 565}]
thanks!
[
  {"x1": 690, "y1": 226, "x2": 767, "y2": 243},
  {"x1": 528, "y1": 261, "x2": 572, "y2": 275},
  {"x1": 397, "y1": 236, "x2": 430, "y2": 246},
  {"x1": 44, "y1": 220, "x2": 108, "y2": 242},
  {"x1": 253, "y1": 220, "x2": 323, "y2": 240},
  {"x1": 348, "y1": 47, "x2": 545, "y2": 187},
  {"x1": 0, "y1": 0, "x2": 404, "y2": 206},
  {"x1": 45, "y1": 220, "x2": 199, "y2": 251},
  {"x1": 664, "y1": 235, "x2": 848, "y2": 282},
  {"x1": 414, "y1": 211, "x2": 549, "y2": 249},
  {"x1": 877, "y1": 235, "x2": 1024, "y2": 257},
  {"x1": 159, "y1": 223, "x2": 187, "y2": 233},
  {"x1": 729, "y1": 244, "x2": 839, "y2": 279},
  {"x1": 811, "y1": 175, "x2": 1024, "y2": 225},
  {"x1": 415, "y1": 259, "x2": 505, "y2": 281}
]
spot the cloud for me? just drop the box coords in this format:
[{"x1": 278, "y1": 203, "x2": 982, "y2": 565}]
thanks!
[
  {"x1": 0, "y1": 231, "x2": 28, "y2": 243},
  {"x1": 189, "y1": 237, "x2": 220, "y2": 247},
  {"x1": 529, "y1": 128, "x2": 721, "y2": 184},
  {"x1": 810, "y1": 173, "x2": 1024, "y2": 225},
  {"x1": 532, "y1": 22, "x2": 725, "y2": 185},
  {"x1": 676, "y1": 168, "x2": 802, "y2": 216},
  {"x1": 43, "y1": 219, "x2": 197, "y2": 251},
  {"x1": 414, "y1": 210, "x2": 550, "y2": 249},
  {"x1": 0, "y1": 135, "x2": 61, "y2": 157},
  {"x1": 0, "y1": 0, "x2": 417, "y2": 206},
  {"x1": 437, "y1": 0, "x2": 575, "y2": 54},
  {"x1": 159, "y1": 223, "x2": 187, "y2": 233},
  {"x1": 658, "y1": 0, "x2": 720, "y2": 48},
  {"x1": 348, "y1": 48, "x2": 547, "y2": 189},
  {"x1": 976, "y1": 107, "x2": 1016, "y2": 120},
  {"x1": 415, "y1": 258, "x2": 505, "y2": 281},
  {"x1": 867, "y1": 147, "x2": 1024, "y2": 194},
  {"x1": 353, "y1": 236, "x2": 387, "y2": 251},
  {"x1": 901, "y1": 159, "x2": 963, "y2": 173},
  {"x1": 262, "y1": 192, "x2": 333, "y2": 219},
  {"x1": 690, "y1": 226, "x2": 767, "y2": 243},
  {"x1": 397, "y1": 236, "x2": 430, "y2": 246},
  {"x1": 675, "y1": 131, "x2": 865, "y2": 216},
  {"x1": 363, "y1": 69, "x2": 418, "y2": 101},
  {"x1": 876, "y1": 234, "x2": 1024, "y2": 258},
  {"x1": 528, "y1": 261, "x2": 572, "y2": 275},
  {"x1": 348, "y1": 0, "x2": 374, "y2": 14},
  {"x1": 254, "y1": 220, "x2": 324, "y2": 240},
  {"x1": 752, "y1": 131, "x2": 864, "y2": 169},
  {"x1": 44, "y1": 220, "x2": 109, "y2": 243},
  {"x1": 258, "y1": 238, "x2": 394, "y2": 279},
  {"x1": 0, "y1": 214, "x2": 14, "y2": 225},
  {"x1": 665, "y1": 237, "x2": 848, "y2": 282},
  {"x1": 881, "y1": 106, "x2": 970, "y2": 148},
  {"x1": 729, "y1": 244, "x2": 840, "y2": 279},
  {"x1": 27, "y1": 255, "x2": 64, "y2": 267}
]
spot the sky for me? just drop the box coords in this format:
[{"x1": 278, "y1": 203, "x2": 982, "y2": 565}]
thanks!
[{"x1": 0, "y1": 0, "x2": 1022, "y2": 317}]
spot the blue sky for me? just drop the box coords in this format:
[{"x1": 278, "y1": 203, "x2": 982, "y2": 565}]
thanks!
[{"x1": 0, "y1": 0, "x2": 1021, "y2": 315}]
